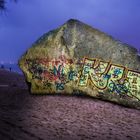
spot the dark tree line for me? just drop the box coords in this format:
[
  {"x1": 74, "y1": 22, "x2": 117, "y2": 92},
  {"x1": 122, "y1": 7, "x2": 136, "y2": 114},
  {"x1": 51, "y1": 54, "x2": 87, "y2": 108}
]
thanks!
[{"x1": 0, "y1": 0, "x2": 17, "y2": 10}]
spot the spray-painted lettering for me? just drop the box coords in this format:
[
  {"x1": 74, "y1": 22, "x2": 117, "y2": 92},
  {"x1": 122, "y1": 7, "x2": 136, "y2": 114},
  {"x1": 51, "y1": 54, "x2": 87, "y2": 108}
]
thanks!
[{"x1": 25, "y1": 56, "x2": 140, "y2": 100}]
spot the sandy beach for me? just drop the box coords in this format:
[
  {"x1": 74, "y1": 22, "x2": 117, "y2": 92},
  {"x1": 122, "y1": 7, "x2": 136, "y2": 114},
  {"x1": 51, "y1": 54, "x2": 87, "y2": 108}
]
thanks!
[{"x1": 0, "y1": 69, "x2": 140, "y2": 140}]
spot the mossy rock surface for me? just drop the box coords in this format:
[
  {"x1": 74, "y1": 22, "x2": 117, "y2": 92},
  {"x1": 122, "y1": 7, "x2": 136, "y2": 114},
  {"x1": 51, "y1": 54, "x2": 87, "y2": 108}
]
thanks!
[{"x1": 19, "y1": 19, "x2": 140, "y2": 109}]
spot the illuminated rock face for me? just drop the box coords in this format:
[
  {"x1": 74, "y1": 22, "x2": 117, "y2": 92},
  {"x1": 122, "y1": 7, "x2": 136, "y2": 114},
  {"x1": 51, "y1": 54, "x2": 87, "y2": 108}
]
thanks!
[{"x1": 19, "y1": 19, "x2": 140, "y2": 107}]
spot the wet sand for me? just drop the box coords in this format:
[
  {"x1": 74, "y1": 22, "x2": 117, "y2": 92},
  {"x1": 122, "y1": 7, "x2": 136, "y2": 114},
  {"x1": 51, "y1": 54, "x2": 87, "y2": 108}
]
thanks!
[{"x1": 0, "y1": 69, "x2": 140, "y2": 140}]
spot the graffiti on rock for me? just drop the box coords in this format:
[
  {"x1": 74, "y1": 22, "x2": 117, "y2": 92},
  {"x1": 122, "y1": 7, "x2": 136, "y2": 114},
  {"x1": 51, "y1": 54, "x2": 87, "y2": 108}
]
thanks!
[
  {"x1": 26, "y1": 55, "x2": 79, "y2": 92},
  {"x1": 25, "y1": 56, "x2": 140, "y2": 100}
]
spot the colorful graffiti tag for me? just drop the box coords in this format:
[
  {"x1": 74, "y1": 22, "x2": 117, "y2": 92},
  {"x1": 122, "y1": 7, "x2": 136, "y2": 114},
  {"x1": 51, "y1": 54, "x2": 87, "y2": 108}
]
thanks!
[{"x1": 25, "y1": 56, "x2": 140, "y2": 100}]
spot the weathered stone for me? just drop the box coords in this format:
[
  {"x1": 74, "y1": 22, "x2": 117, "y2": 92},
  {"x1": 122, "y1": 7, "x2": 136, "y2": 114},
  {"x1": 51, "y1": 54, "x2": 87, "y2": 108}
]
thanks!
[{"x1": 19, "y1": 19, "x2": 140, "y2": 108}]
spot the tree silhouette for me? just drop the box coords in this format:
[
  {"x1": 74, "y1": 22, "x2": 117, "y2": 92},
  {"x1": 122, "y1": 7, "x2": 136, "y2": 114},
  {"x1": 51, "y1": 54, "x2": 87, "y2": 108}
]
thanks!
[
  {"x1": 0, "y1": 0, "x2": 5, "y2": 9},
  {"x1": 0, "y1": 0, "x2": 17, "y2": 10}
]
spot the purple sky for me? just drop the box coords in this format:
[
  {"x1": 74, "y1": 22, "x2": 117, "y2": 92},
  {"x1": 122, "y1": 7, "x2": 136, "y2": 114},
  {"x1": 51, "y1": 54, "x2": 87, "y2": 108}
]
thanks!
[{"x1": 0, "y1": 0, "x2": 140, "y2": 63}]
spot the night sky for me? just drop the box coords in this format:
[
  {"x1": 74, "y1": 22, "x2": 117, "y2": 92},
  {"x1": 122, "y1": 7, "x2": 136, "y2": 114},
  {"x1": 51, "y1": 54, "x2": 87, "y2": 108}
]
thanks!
[{"x1": 0, "y1": 0, "x2": 140, "y2": 63}]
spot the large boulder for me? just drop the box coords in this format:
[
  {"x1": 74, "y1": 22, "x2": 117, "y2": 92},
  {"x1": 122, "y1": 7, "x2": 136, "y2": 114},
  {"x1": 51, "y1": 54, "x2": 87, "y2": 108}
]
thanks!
[{"x1": 19, "y1": 19, "x2": 140, "y2": 108}]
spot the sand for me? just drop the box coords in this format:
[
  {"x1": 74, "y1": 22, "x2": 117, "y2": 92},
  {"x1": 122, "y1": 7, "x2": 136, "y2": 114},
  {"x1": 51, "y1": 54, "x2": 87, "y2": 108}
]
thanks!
[{"x1": 0, "y1": 69, "x2": 140, "y2": 140}]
